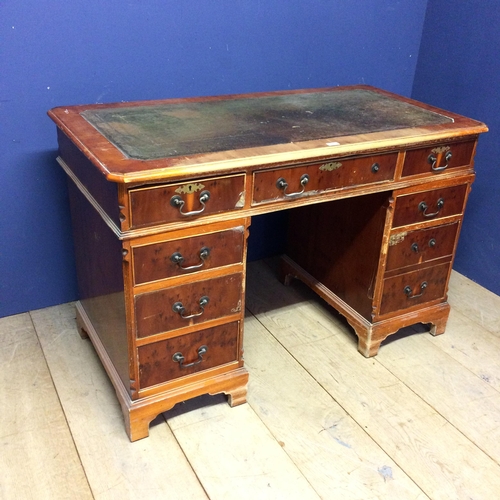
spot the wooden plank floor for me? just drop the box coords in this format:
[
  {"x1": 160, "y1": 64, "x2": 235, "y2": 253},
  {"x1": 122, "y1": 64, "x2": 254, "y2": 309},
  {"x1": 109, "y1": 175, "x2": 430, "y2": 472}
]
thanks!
[{"x1": 2, "y1": 260, "x2": 500, "y2": 499}]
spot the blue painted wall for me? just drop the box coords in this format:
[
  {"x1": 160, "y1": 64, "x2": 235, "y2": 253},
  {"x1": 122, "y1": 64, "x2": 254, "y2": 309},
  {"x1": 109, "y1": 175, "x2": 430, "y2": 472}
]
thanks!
[
  {"x1": 412, "y1": 0, "x2": 500, "y2": 295},
  {"x1": 1, "y1": 0, "x2": 429, "y2": 317}
]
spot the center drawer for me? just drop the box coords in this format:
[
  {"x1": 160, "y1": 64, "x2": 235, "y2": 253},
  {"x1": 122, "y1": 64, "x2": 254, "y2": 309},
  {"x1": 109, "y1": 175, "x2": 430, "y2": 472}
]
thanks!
[
  {"x1": 252, "y1": 152, "x2": 397, "y2": 204},
  {"x1": 134, "y1": 273, "x2": 243, "y2": 338}
]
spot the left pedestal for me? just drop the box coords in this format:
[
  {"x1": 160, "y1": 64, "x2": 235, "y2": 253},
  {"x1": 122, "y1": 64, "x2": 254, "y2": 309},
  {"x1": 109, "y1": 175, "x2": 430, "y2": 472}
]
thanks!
[{"x1": 64, "y1": 156, "x2": 249, "y2": 441}]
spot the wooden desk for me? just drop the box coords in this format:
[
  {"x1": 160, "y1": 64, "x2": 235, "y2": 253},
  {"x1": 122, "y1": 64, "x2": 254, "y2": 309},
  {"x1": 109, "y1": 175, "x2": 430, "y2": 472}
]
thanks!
[{"x1": 49, "y1": 86, "x2": 487, "y2": 441}]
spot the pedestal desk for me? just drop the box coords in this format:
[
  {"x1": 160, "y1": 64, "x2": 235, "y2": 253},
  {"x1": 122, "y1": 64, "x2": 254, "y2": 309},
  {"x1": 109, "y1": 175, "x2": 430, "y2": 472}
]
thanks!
[{"x1": 49, "y1": 86, "x2": 487, "y2": 440}]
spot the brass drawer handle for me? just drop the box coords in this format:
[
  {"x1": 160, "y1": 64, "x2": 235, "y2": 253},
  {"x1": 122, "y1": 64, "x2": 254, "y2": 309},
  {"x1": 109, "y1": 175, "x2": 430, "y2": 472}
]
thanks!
[
  {"x1": 171, "y1": 247, "x2": 210, "y2": 271},
  {"x1": 170, "y1": 190, "x2": 210, "y2": 216},
  {"x1": 172, "y1": 296, "x2": 209, "y2": 319},
  {"x1": 428, "y1": 150, "x2": 452, "y2": 172},
  {"x1": 404, "y1": 281, "x2": 427, "y2": 299},
  {"x1": 172, "y1": 345, "x2": 208, "y2": 369},
  {"x1": 276, "y1": 174, "x2": 310, "y2": 198},
  {"x1": 418, "y1": 198, "x2": 444, "y2": 218}
]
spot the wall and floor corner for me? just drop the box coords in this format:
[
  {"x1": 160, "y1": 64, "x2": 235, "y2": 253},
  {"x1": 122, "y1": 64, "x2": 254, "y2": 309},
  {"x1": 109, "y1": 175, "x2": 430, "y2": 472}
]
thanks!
[
  {"x1": 411, "y1": 0, "x2": 500, "y2": 296},
  {"x1": 1, "y1": 0, "x2": 497, "y2": 319}
]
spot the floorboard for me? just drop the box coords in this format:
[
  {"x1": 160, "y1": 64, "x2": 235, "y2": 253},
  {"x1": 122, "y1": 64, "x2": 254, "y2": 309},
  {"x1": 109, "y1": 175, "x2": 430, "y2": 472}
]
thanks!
[
  {"x1": 448, "y1": 271, "x2": 500, "y2": 336},
  {"x1": 377, "y1": 317, "x2": 500, "y2": 464},
  {"x1": 166, "y1": 394, "x2": 320, "y2": 500},
  {"x1": 30, "y1": 303, "x2": 207, "y2": 500},
  {"x1": 0, "y1": 313, "x2": 91, "y2": 499},
  {"x1": 245, "y1": 260, "x2": 500, "y2": 500},
  {"x1": 243, "y1": 313, "x2": 427, "y2": 499},
  {"x1": 2, "y1": 261, "x2": 500, "y2": 499}
]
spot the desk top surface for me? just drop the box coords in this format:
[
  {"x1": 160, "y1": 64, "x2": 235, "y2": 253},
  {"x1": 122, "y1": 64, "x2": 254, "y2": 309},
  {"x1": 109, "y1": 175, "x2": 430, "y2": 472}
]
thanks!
[{"x1": 49, "y1": 86, "x2": 487, "y2": 183}]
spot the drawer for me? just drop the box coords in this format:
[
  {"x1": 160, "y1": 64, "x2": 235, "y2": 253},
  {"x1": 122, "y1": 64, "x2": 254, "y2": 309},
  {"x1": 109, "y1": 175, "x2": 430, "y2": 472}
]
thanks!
[
  {"x1": 392, "y1": 183, "x2": 467, "y2": 228},
  {"x1": 379, "y1": 262, "x2": 450, "y2": 316},
  {"x1": 135, "y1": 273, "x2": 243, "y2": 338},
  {"x1": 132, "y1": 226, "x2": 245, "y2": 285},
  {"x1": 402, "y1": 140, "x2": 475, "y2": 177},
  {"x1": 138, "y1": 322, "x2": 240, "y2": 388},
  {"x1": 386, "y1": 222, "x2": 459, "y2": 272},
  {"x1": 129, "y1": 174, "x2": 245, "y2": 228},
  {"x1": 252, "y1": 152, "x2": 397, "y2": 204}
]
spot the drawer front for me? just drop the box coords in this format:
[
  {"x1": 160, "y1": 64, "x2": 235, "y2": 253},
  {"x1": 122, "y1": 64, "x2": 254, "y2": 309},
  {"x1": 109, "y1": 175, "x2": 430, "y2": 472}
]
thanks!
[
  {"x1": 392, "y1": 183, "x2": 467, "y2": 228},
  {"x1": 129, "y1": 174, "x2": 245, "y2": 228},
  {"x1": 252, "y1": 153, "x2": 397, "y2": 204},
  {"x1": 135, "y1": 273, "x2": 243, "y2": 338},
  {"x1": 379, "y1": 262, "x2": 450, "y2": 315},
  {"x1": 386, "y1": 222, "x2": 459, "y2": 272},
  {"x1": 402, "y1": 140, "x2": 475, "y2": 177},
  {"x1": 132, "y1": 227, "x2": 245, "y2": 285},
  {"x1": 138, "y1": 322, "x2": 240, "y2": 388}
]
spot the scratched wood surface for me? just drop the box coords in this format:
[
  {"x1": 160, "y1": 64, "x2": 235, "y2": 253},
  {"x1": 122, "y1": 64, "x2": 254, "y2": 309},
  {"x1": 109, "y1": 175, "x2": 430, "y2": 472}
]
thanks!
[
  {"x1": 2, "y1": 261, "x2": 500, "y2": 499},
  {"x1": 48, "y1": 86, "x2": 487, "y2": 183},
  {"x1": 80, "y1": 89, "x2": 452, "y2": 161}
]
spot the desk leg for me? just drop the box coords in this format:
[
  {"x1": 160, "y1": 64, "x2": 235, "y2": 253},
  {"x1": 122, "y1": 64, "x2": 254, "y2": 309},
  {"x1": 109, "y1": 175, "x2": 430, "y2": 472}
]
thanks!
[
  {"x1": 349, "y1": 303, "x2": 450, "y2": 357},
  {"x1": 279, "y1": 255, "x2": 451, "y2": 357},
  {"x1": 225, "y1": 385, "x2": 248, "y2": 407},
  {"x1": 75, "y1": 307, "x2": 89, "y2": 339},
  {"x1": 429, "y1": 315, "x2": 448, "y2": 336},
  {"x1": 356, "y1": 333, "x2": 384, "y2": 358}
]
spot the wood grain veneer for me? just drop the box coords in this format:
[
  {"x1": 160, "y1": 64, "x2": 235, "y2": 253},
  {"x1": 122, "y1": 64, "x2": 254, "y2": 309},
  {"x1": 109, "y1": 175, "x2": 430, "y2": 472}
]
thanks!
[{"x1": 49, "y1": 85, "x2": 487, "y2": 440}]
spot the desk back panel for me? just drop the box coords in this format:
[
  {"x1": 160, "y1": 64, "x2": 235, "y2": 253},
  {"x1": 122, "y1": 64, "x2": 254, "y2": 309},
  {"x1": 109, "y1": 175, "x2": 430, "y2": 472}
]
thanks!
[{"x1": 286, "y1": 192, "x2": 391, "y2": 321}]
